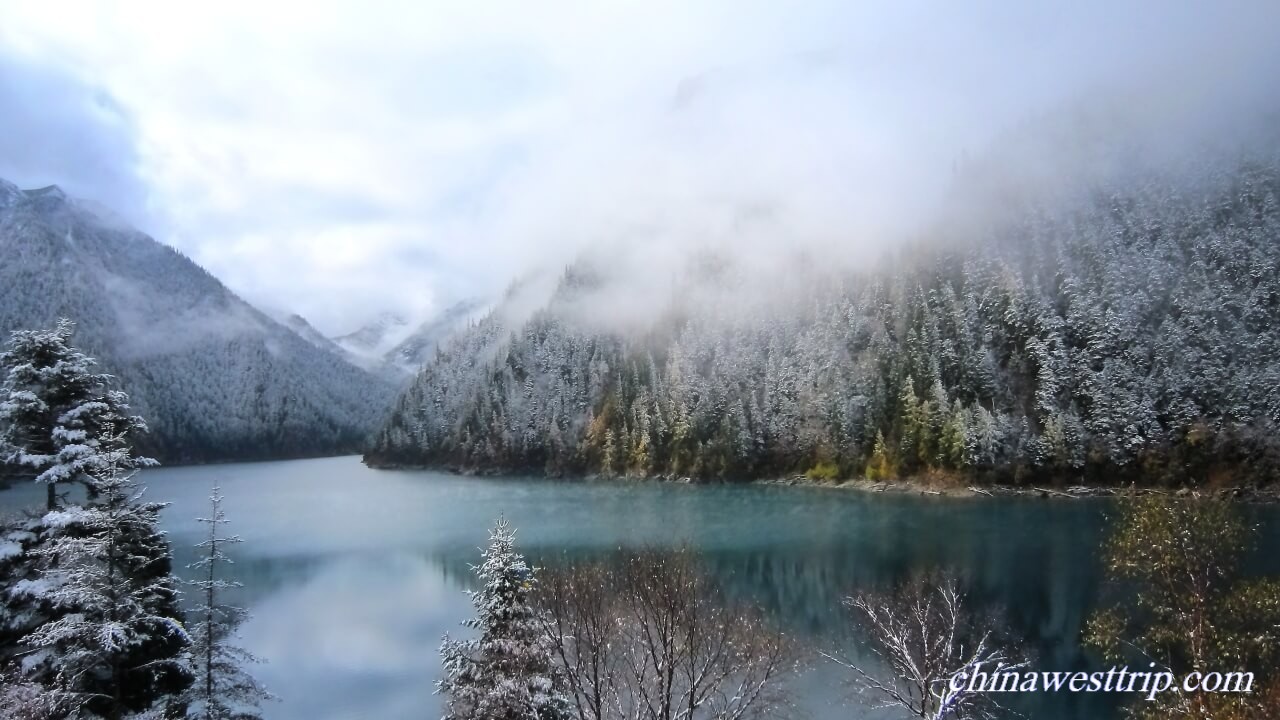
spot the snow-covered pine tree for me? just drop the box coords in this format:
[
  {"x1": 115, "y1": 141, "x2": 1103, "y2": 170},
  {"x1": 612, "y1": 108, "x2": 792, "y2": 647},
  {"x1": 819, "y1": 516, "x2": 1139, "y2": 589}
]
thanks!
[
  {"x1": 0, "y1": 511, "x2": 50, "y2": 668},
  {"x1": 182, "y1": 486, "x2": 272, "y2": 720},
  {"x1": 438, "y1": 518, "x2": 568, "y2": 720},
  {"x1": 0, "y1": 319, "x2": 152, "y2": 511},
  {"x1": 1, "y1": 322, "x2": 162, "y2": 694},
  {"x1": 367, "y1": 151, "x2": 1280, "y2": 486},
  {"x1": 18, "y1": 424, "x2": 191, "y2": 719},
  {"x1": 0, "y1": 661, "x2": 60, "y2": 719}
]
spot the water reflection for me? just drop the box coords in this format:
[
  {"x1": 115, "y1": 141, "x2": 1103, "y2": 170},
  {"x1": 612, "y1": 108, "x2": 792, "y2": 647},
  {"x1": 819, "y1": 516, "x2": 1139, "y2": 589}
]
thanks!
[{"x1": 2, "y1": 456, "x2": 1277, "y2": 720}]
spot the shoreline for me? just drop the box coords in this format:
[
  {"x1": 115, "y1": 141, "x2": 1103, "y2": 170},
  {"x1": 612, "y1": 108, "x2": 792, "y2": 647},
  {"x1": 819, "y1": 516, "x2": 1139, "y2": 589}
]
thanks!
[
  {"x1": 363, "y1": 458, "x2": 1280, "y2": 503},
  {"x1": 749, "y1": 476, "x2": 1280, "y2": 502}
]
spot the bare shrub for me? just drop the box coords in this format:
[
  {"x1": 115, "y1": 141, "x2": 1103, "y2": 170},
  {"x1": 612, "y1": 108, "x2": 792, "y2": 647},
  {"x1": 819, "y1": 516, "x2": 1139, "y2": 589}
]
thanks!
[
  {"x1": 825, "y1": 574, "x2": 1025, "y2": 720},
  {"x1": 537, "y1": 547, "x2": 799, "y2": 720}
]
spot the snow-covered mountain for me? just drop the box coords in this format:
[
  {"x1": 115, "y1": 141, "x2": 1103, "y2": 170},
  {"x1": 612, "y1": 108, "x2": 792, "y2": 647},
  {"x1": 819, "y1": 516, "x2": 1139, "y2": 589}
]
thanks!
[
  {"x1": 384, "y1": 298, "x2": 488, "y2": 374},
  {"x1": 325, "y1": 300, "x2": 488, "y2": 377},
  {"x1": 366, "y1": 148, "x2": 1280, "y2": 487},
  {"x1": 265, "y1": 309, "x2": 348, "y2": 356},
  {"x1": 0, "y1": 178, "x2": 398, "y2": 463},
  {"x1": 331, "y1": 312, "x2": 414, "y2": 372}
]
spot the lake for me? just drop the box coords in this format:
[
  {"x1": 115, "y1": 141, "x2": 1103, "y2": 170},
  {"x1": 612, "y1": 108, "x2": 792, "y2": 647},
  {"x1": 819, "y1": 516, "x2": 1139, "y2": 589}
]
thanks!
[{"x1": 3, "y1": 456, "x2": 1279, "y2": 720}]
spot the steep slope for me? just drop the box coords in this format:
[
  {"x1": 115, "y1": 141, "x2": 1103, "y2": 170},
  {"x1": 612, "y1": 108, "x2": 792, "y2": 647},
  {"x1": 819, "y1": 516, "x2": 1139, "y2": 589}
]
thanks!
[
  {"x1": 366, "y1": 153, "x2": 1280, "y2": 486},
  {"x1": 384, "y1": 298, "x2": 488, "y2": 374},
  {"x1": 331, "y1": 312, "x2": 412, "y2": 371},
  {"x1": 0, "y1": 179, "x2": 398, "y2": 463},
  {"x1": 325, "y1": 300, "x2": 489, "y2": 378},
  {"x1": 270, "y1": 310, "x2": 348, "y2": 356}
]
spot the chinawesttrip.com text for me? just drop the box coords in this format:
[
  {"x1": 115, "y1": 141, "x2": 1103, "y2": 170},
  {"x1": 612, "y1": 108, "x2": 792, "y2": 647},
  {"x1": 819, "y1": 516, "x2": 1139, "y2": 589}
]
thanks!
[{"x1": 951, "y1": 662, "x2": 1256, "y2": 702}]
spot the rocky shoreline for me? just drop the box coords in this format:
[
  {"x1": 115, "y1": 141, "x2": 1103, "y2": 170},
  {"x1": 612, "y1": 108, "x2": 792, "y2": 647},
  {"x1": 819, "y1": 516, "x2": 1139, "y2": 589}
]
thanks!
[
  {"x1": 749, "y1": 475, "x2": 1280, "y2": 502},
  {"x1": 365, "y1": 457, "x2": 1280, "y2": 503}
]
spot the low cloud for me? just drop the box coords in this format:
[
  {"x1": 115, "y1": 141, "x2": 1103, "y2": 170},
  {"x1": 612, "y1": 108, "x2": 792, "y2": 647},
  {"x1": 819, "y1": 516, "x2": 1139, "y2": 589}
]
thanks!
[
  {"x1": 2, "y1": 1, "x2": 1278, "y2": 334},
  {"x1": 0, "y1": 48, "x2": 152, "y2": 230}
]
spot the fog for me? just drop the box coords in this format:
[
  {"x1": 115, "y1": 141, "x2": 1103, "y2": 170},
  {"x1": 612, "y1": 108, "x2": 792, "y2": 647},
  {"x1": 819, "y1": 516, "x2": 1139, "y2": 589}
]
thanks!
[
  {"x1": 0, "y1": 49, "x2": 151, "y2": 229},
  {"x1": 2, "y1": 1, "x2": 1278, "y2": 334}
]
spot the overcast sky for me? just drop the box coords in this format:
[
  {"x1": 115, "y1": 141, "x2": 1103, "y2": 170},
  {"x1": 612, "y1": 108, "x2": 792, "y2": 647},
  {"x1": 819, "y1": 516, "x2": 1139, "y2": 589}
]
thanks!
[{"x1": 1, "y1": 1, "x2": 1277, "y2": 334}]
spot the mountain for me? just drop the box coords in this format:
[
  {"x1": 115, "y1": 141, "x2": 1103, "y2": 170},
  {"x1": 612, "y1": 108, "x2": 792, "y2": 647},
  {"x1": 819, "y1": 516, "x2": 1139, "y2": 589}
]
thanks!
[
  {"x1": 331, "y1": 312, "x2": 413, "y2": 372},
  {"x1": 0, "y1": 179, "x2": 398, "y2": 463},
  {"x1": 324, "y1": 300, "x2": 488, "y2": 378},
  {"x1": 384, "y1": 298, "x2": 488, "y2": 374},
  {"x1": 269, "y1": 310, "x2": 347, "y2": 356},
  {"x1": 365, "y1": 150, "x2": 1280, "y2": 487}
]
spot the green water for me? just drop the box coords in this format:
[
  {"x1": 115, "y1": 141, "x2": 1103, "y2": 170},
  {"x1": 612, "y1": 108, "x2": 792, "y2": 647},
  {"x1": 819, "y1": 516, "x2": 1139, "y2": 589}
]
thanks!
[{"x1": 4, "y1": 456, "x2": 1278, "y2": 719}]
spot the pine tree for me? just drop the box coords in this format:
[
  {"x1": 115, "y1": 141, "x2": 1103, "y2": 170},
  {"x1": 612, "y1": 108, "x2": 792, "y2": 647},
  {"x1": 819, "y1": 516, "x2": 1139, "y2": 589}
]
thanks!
[
  {"x1": 18, "y1": 425, "x2": 191, "y2": 719},
  {"x1": 938, "y1": 400, "x2": 969, "y2": 470},
  {"x1": 926, "y1": 378, "x2": 949, "y2": 464},
  {"x1": 966, "y1": 405, "x2": 1002, "y2": 468},
  {"x1": 1, "y1": 510, "x2": 55, "y2": 672},
  {"x1": 0, "y1": 661, "x2": 61, "y2": 719},
  {"x1": 182, "y1": 486, "x2": 273, "y2": 720},
  {"x1": 1, "y1": 324, "x2": 159, "y2": 674},
  {"x1": 600, "y1": 429, "x2": 616, "y2": 477},
  {"x1": 0, "y1": 319, "x2": 152, "y2": 511},
  {"x1": 865, "y1": 430, "x2": 894, "y2": 481},
  {"x1": 897, "y1": 377, "x2": 924, "y2": 473},
  {"x1": 438, "y1": 518, "x2": 568, "y2": 720},
  {"x1": 365, "y1": 152, "x2": 1280, "y2": 487}
]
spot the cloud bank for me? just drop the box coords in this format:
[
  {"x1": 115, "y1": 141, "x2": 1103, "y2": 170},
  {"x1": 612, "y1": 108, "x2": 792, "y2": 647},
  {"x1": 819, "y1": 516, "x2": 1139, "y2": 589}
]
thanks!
[
  {"x1": 1, "y1": 0, "x2": 1278, "y2": 334},
  {"x1": 0, "y1": 49, "x2": 151, "y2": 228}
]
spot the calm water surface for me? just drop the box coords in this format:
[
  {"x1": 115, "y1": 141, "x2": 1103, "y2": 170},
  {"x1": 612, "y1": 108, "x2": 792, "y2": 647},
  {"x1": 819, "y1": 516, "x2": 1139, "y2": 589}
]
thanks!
[{"x1": 4, "y1": 456, "x2": 1279, "y2": 720}]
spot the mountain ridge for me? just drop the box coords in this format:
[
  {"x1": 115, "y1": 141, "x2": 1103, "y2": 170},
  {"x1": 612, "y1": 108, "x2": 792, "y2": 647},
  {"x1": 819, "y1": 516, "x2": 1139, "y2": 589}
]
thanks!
[
  {"x1": 319, "y1": 299, "x2": 490, "y2": 379},
  {"x1": 0, "y1": 179, "x2": 398, "y2": 464},
  {"x1": 366, "y1": 149, "x2": 1280, "y2": 487}
]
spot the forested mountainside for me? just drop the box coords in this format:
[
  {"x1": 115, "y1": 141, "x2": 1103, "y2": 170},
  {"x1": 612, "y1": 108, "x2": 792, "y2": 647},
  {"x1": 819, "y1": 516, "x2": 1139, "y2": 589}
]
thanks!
[
  {"x1": 385, "y1": 298, "x2": 488, "y2": 374},
  {"x1": 367, "y1": 152, "x2": 1280, "y2": 486},
  {"x1": 0, "y1": 179, "x2": 397, "y2": 463}
]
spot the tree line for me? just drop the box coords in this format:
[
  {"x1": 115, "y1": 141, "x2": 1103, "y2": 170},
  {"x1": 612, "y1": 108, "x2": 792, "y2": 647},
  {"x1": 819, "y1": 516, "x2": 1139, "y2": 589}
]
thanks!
[
  {"x1": 0, "y1": 321, "x2": 270, "y2": 719},
  {"x1": 4, "y1": 321, "x2": 1278, "y2": 719},
  {"x1": 0, "y1": 182, "x2": 397, "y2": 465},
  {"x1": 368, "y1": 154, "x2": 1280, "y2": 487}
]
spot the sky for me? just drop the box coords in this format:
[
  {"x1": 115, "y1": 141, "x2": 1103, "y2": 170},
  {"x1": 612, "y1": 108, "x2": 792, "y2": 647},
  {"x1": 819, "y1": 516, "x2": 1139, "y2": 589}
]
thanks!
[{"x1": 1, "y1": 1, "x2": 1278, "y2": 334}]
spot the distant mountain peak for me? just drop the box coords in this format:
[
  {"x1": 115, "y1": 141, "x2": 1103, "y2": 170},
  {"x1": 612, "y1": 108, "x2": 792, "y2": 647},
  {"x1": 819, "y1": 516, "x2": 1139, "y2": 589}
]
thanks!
[
  {"x1": 331, "y1": 311, "x2": 415, "y2": 367},
  {"x1": 369, "y1": 311, "x2": 411, "y2": 330},
  {"x1": 384, "y1": 297, "x2": 488, "y2": 374},
  {"x1": 25, "y1": 184, "x2": 67, "y2": 200},
  {"x1": 327, "y1": 301, "x2": 488, "y2": 377},
  {"x1": 17, "y1": 184, "x2": 72, "y2": 215},
  {"x1": 0, "y1": 179, "x2": 20, "y2": 209},
  {"x1": 0, "y1": 175, "x2": 397, "y2": 463},
  {"x1": 266, "y1": 308, "x2": 350, "y2": 357}
]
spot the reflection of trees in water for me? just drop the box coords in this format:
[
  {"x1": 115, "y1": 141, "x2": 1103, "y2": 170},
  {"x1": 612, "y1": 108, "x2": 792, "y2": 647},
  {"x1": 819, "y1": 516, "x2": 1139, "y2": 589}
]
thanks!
[
  {"x1": 423, "y1": 534, "x2": 1106, "y2": 666},
  {"x1": 508, "y1": 542, "x2": 1117, "y2": 720},
  {"x1": 156, "y1": 495, "x2": 1280, "y2": 720},
  {"x1": 433, "y1": 538, "x2": 1103, "y2": 652},
  {"x1": 168, "y1": 544, "x2": 329, "y2": 612},
  {"x1": 499, "y1": 543, "x2": 1095, "y2": 657},
  {"x1": 163, "y1": 501, "x2": 1116, "y2": 652},
  {"x1": 159, "y1": 526, "x2": 1127, "y2": 720}
]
